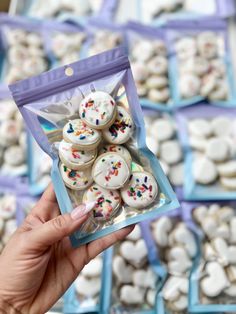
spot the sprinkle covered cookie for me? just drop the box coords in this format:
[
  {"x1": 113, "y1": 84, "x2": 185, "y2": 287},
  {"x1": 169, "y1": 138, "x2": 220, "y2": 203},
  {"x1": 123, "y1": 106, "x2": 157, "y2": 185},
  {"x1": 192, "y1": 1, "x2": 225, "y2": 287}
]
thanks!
[
  {"x1": 63, "y1": 119, "x2": 101, "y2": 150},
  {"x1": 92, "y1": 152, "x2": 131, "y2": 190},
  {"x1": 102, "y1": 106, "x2": 133, "y2": 144},
  {"x1": 99, "y1": 144, "x2": 132, "y2": 165},
  {"x1": 60, "y1": 163, "x2": 93, "y2": 190},
  {"x1": 121, "y1": 172, "x2": 158, "y2": 209},
  {"x1": 79, "y1": 91, "x2": 117, "y2": 129},
  {"x1": 83, "y1": 184, "x2": 121, "y2": 221},
  {"x1": 59, "y1": 140, "x2": 97, "y2": 170}
]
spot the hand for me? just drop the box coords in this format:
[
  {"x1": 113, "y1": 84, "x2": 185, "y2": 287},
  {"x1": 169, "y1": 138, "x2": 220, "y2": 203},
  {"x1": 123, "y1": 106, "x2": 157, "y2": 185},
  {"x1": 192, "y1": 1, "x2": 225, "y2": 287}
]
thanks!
[{"x1": 0, "y1": 184, "x2": 133, "y2": 314}]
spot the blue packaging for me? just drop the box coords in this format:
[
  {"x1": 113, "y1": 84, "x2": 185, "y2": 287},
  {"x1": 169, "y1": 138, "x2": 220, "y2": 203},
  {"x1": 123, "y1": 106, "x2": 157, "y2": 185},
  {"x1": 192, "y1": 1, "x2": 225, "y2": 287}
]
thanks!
[
  {"x1": 12, "y1": 0, "x2": 112, "y2": 26},
  {"x1": 176, "y1": 104, "x2": 236, "y2": 201},
  {"x1": 101, "y1": 223, "x2": 166, "y2": 314},
  {"x1": 63, "y1": 253, "x2": 105, "y2": 313},
  {"x1": 181, "y1": 201, "x2": 236, "y2": 313},
  {"x1": 125, "y1": 22, "x2": 173, "y2": 112},
  {"x1": 0, "y1": 14, "x2": 49, "y2": 84},
  {"x1": 0, "y1": 84, "x2": 27, "y2": 177},
  {"x1": 143, "y1": 109, "x2": 184, "y2": 199},
  {"x1": 148, "y1": 206, "x2": 201, "y2": 314},
  {"x1": 166, "y1": 18, "x2": 236, "y2": 108},
  {"x1": 9, "y1": 47, "x2": 179, "y2": 247}
]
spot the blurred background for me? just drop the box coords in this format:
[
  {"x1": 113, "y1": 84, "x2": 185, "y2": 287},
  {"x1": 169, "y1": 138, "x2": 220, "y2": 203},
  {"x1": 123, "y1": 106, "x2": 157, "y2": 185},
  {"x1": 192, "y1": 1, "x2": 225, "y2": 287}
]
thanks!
[{"x1": 1, "y1": 0, "x2": 236, "y2": 313}]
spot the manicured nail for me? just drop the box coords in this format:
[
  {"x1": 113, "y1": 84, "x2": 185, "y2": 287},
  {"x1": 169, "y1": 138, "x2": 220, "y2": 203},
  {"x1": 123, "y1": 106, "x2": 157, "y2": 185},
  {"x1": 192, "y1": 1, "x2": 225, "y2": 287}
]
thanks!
[{"x1": 71, "y1": 201, "x2": 96, "y2": 220}]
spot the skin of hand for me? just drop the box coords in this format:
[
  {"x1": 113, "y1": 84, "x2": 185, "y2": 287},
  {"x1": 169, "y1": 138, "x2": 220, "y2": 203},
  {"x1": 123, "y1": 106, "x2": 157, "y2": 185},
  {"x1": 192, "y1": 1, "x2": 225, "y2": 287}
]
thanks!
[{"x1": 0, "y1": 184, "x2": 134, "y2": 314}]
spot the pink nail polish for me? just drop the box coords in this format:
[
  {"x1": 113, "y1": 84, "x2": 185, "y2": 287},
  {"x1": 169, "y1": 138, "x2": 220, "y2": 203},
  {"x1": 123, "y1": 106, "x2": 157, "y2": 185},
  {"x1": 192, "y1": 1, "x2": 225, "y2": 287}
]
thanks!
[{"x1": 71, "y1": 201, "x2": 96, "y2": 220}]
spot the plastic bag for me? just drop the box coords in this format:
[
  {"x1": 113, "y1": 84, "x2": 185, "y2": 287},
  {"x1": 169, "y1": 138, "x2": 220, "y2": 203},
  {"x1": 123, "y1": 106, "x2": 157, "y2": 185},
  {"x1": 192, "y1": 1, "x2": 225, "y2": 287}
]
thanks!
[{"x1": 10, "y1": 47, "x2": 178, "y2": 247}]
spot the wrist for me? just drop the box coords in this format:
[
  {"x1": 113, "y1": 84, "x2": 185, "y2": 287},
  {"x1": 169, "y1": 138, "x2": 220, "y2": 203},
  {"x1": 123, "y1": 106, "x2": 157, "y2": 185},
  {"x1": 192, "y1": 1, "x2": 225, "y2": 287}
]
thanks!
[{"x1": 0, "y1": 298, "x2": 22, "y2": 314}]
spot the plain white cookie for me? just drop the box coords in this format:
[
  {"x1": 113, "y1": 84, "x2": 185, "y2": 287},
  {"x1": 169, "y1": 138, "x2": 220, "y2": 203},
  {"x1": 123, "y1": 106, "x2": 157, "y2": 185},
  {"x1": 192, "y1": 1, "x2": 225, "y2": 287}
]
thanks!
[
  {"x1": 211, "y1": 117, "x2": 232, "y2": 137},
  {"x1": 146, "y1": 136, "x2": 159, "y2": 156},
  {"x1": 193, "y1": 157, "x2": 218, "y2": 185},
  {"x1": 205, "y1": 137, "x2": 229, "y2": 162},
  {"x1": 220, "y1": 177, "x2": 236, "y2": 190},
  {"x1": 188, "y1": 119, "x2": 212, "y2": 138},
  {"x1": 217, "y1": 161, "x2": 236, "y2": 177},
  {"x1": 160, "y1": 140, "x2": 182, "y2": 165},
  {"x1": 150, "y1": 119, "x2": 175, "y2": 142},
  {"x1": 189, "y1": 135, "x2": 208, "y2": 151},
  {"x1": 169, "y1": 163, "x2": 184, "y2": 186}
]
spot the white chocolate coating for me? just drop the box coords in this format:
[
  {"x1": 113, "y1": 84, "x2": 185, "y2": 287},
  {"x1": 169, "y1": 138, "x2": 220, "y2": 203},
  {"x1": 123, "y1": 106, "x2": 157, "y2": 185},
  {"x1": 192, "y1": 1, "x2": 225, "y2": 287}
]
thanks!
[
  {"x1": 92, "y1": 153, "x2": 130, "y2": 190},
  {"x1": 99, "y1": 144, "x2": 132, "y2": 164},
  {"x1": 59, "y1": 140, "x2": 97, "y2": 170},
  {"x1": 102, "y1": 106, "x2": 133, "y2": 145},
  {"x1": 63, "y1": 119, "x2": 101, "y2": 150},
  {"x1": 121, "y1": 172, "x2": 158, "y2": 209},
  {"x1": 79, "y1": 91, "x2": 116, "y2": 129},
  {"x1": 60, "y1": 163, "x2": 93, "y2": 190},
  {"x1": 83, "y1": 184, "x2": 121, "y2": 221}
]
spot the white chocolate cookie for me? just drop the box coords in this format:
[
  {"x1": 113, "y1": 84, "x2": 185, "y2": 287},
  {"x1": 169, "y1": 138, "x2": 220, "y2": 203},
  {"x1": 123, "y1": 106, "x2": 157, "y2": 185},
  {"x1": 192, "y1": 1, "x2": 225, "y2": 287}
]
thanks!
[
  {"x1": 119, "y1": 239, "x2": 148, "y2": 268},
  {"x1": 60, "y1": 163, "x2": 92, "y2": 190},
  {"x1": 102, "y1": 106, "x2": 133, "y2": 145},
  {"x1": 150, "y1": 119, "x2": 175, "y2": 142},
  {"x1": 193, "y1": 157, "x2": 218, "y2": 185},
  {"x1": 146, "y1": 136, "x2": 159, "y2": 156},
  {"x1": 169, "y1": 163, "x2": 184, "y2": 186},
  {"x1": 211, "y1": 117, "x2": 232, "y2": 137},
  {"x1": 59, "y1": 140, "x2": 97, "y2": 170},
  {"x1": 99, "y1": 144, "x2": 132, "y2": 165},
  {"x1": 75, "y1": 275, "x2": 101, "y2": 298},
  {"x1": 188, "y1": 119, "x2": 212, "y2": 138},
  {"x1": 217, "y1": 161, "x2": 236, "y2": 177},
  {"x1": 121, "y1": 172, "x2": 158, "y2": 209},
  {"x1": 63, "y1": 119, "x2": 101, "y2": 150},
  {"x1": 79, "y1": 91, "x2": 117, "y2": 129},
  {"x1": 160, "y1": 140, "x2": 182, "y2": 165},
  {"x1": 220, "y1": 177, "x2": 236, "y2": 190},
  {"x1": 120, "y1": 285, "x2": 145, "y2": 305},
  {"x1": 205, "y1": 137, "x2": 229, "y2": 162},
  {"x1": 92, "y1": 153, "x2": 130, "y2": 190},
  {"x1": 83, "y1": 184, "x2": 121, "y2": 221}
]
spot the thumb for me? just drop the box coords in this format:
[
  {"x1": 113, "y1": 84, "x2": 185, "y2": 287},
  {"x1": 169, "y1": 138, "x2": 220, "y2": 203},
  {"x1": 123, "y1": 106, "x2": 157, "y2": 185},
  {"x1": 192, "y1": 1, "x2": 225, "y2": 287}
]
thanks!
[{"x1": 28, "y1": 202, "x2": 96, "y2": 249}]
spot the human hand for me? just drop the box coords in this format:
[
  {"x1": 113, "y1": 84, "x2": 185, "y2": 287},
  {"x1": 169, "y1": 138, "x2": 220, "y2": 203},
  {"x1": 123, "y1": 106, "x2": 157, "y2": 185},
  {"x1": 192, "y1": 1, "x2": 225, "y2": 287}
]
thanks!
[{"x1": 0, "y1": 184, "x2": 134, "y2": 314}]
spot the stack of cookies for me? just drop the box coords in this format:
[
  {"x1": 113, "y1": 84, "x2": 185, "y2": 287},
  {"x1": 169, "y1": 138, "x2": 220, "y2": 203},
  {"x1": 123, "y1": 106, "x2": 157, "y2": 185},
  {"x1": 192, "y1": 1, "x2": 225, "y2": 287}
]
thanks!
[{"x1": 58, "y1": 91, "x2": 158, "y2": 221}]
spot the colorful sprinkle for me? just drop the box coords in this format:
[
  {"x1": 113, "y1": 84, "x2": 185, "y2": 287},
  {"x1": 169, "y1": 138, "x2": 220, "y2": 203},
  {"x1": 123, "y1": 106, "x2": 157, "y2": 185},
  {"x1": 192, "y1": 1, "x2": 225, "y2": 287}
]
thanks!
[{"x1": 67, "y1": 123, "x2": 74, "y2": 133}]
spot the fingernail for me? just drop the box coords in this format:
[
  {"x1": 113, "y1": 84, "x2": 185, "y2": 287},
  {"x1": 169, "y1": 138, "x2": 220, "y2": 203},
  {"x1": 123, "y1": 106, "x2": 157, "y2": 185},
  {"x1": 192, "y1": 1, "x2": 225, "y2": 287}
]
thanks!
[{"x1": 71, "y1": 201, "x2": 96, "y2": 220}]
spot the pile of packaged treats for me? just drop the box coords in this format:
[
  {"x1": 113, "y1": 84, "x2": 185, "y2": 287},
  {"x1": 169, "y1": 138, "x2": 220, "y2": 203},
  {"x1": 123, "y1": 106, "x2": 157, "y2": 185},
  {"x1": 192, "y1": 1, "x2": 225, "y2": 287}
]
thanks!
[{"x1": 1, "y1": 0, "x2": 236, "y2": 313}]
